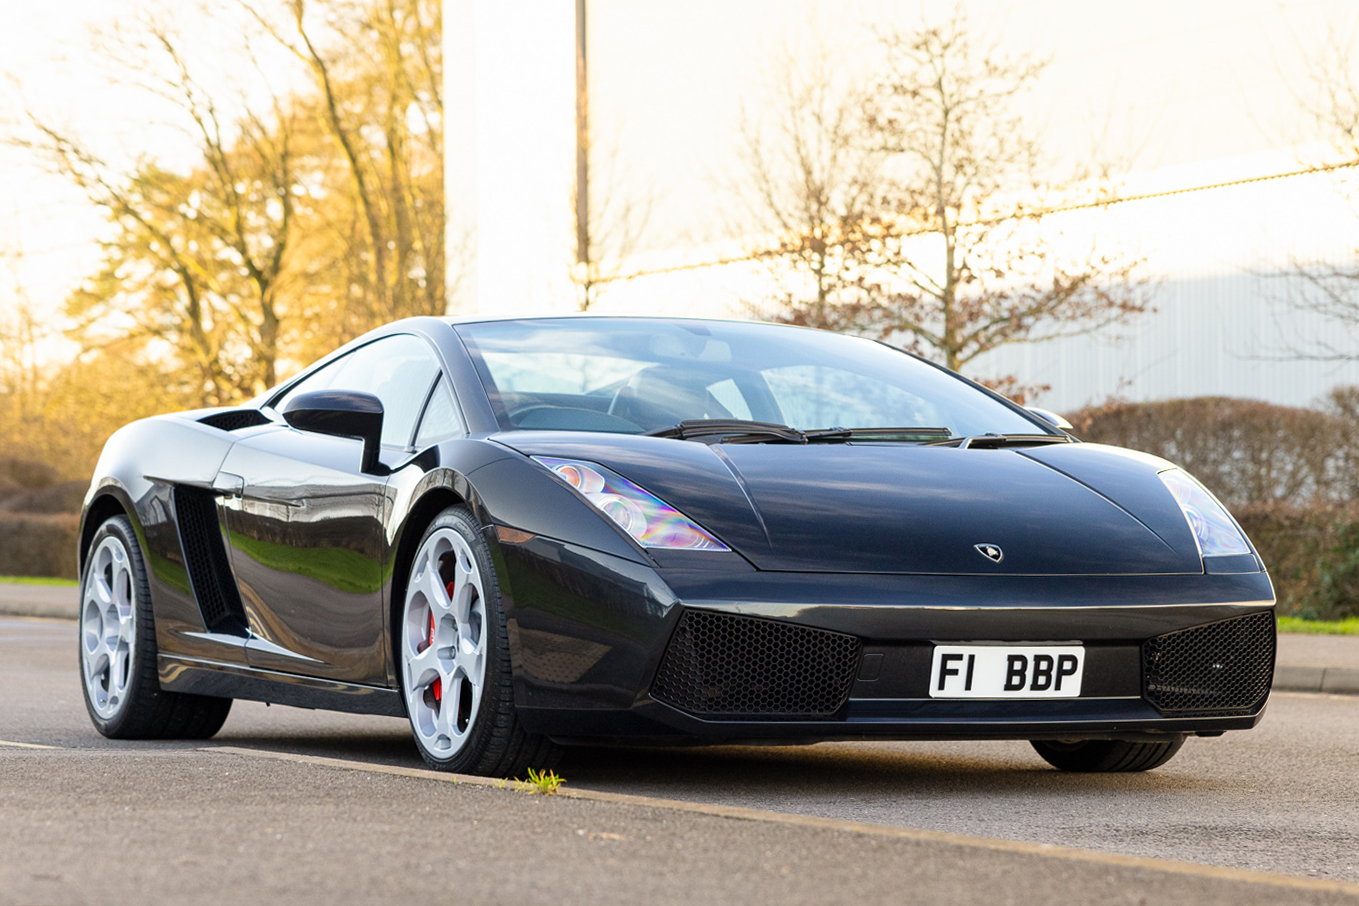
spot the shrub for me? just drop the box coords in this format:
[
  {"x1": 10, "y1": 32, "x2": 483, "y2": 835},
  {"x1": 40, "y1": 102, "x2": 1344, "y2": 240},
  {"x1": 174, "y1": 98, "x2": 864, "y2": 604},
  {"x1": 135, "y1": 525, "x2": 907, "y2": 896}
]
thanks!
[
  {"x1": 1066, "y1": 396, "x2": 1356, "y2": 508},
  {"x1": 0, "y1": 458, "x2": 61, "y2": 497},
  {"x1": 1068, "y1": 391, "x2": 1359, "y2": 617},
  {"x1": 0, "y1": 514, "x2": 80, "y2": 580},
  {"x1": 0, "y1": 480, "x2": 87, "y2": 515}
]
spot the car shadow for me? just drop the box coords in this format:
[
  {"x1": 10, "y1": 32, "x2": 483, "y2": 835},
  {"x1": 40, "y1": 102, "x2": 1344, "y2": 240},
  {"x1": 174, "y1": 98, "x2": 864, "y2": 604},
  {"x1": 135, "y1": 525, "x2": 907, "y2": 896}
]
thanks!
[{"x1": 558, "y1": 739, "x2": 1218, "y2": 799}]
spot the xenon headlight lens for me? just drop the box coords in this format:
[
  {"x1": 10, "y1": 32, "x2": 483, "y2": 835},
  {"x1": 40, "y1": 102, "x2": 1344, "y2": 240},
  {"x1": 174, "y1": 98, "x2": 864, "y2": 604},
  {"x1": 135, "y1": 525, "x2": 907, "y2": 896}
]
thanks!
[
  {"x1": 1158, "y1": 468, "x2": 1251, "y2": 557},
  {"x1": 534, "y1": 457, "x2": 730, "y2": 551}
]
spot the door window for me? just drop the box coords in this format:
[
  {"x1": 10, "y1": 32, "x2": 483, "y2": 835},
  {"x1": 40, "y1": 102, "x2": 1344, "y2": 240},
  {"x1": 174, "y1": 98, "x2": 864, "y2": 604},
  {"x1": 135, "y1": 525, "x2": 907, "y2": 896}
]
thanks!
[
  {"x1": 413, "y1": 376, "x2": 465, "y2": 446},
  {"x1": 325, "y1": 335, "x2": 441, "y2": 448}
]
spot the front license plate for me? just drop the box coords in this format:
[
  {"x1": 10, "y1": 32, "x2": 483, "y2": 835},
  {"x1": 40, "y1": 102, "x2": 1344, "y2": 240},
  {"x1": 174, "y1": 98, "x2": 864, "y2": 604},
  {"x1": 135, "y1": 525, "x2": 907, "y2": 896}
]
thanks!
[{"x1": 929, "y1": 645, "x2": 1085, "y2": 698}]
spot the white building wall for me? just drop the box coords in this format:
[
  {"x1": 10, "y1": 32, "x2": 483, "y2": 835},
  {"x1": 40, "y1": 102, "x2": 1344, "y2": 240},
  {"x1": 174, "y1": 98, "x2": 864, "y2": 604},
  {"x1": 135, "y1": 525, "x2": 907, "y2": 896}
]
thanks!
[{"x1": 972, "y1": 168, "x2": 1359, "y2": 411}]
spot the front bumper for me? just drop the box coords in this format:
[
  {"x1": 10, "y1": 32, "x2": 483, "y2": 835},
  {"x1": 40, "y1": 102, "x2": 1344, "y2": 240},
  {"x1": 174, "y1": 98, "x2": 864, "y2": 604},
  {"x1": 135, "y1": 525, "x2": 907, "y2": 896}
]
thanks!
[{"x1": 495, "y1": 535, "x2": 1276, "y2": 743}]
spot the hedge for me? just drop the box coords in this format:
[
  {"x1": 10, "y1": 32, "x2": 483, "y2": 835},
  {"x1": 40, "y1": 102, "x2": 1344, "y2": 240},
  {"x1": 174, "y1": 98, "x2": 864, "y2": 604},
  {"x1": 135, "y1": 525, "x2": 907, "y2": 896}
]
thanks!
[
  {"x1": 0, "y1": 514, "x2": 79, "y2": 580},
  {"x1": 1069, "y1": 392, "x2": 1359, "y2": 617}
]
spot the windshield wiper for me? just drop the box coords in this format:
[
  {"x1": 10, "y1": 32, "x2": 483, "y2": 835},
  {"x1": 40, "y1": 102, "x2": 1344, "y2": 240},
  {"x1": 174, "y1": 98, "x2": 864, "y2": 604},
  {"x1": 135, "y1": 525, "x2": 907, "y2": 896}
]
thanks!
[
  {"x1": 927, "y1": 433, "x2": 1075, "y2": 449},
  {"x1": 646, "y1": 420, "x2": 808, "y2": 443},
  {"x1": 804, "y1": 426, "x2": 953, "y2": 443},
  {"x1": 647, "y1": 420, "x2": 954, "y2": 445}
]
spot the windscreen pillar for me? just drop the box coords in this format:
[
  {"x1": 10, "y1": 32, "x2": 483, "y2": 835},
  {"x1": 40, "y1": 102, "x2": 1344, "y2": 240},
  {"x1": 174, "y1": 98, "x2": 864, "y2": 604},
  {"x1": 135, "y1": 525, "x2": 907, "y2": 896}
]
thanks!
[{"x1": 444, "y1": 0, "x2": 578, "y2": 315}]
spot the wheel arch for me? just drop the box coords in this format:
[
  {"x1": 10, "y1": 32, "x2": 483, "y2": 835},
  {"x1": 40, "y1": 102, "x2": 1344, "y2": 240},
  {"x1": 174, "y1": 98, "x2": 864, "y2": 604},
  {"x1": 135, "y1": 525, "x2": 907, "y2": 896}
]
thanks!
[
  {"x1": 385, "y1": 469, "x2": 499, "y2": 684},
  {"x1": 78, "y1": 484, "x2": 141, "y2": 578}
]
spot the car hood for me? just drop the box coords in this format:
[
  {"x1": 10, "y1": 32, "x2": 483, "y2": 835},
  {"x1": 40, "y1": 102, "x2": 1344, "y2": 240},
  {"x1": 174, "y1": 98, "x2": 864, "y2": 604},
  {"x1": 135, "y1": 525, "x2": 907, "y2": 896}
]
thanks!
[{"x1": 494, "y1": 433, "x2": 1204, "y2": 575}]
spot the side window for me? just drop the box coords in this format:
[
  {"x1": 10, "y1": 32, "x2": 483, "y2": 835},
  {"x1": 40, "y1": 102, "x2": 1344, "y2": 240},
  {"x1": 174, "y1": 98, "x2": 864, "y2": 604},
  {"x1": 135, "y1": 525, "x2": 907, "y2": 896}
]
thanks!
[
  {"x1": 327, "y1": 335, "x2": 442, "y2": 448},
  {"x1": 273, "y1": 356, "x2": 345, "y2": 412},
  {"x1": 413, "y1": 376, "x2": 465, "y2": 447}
]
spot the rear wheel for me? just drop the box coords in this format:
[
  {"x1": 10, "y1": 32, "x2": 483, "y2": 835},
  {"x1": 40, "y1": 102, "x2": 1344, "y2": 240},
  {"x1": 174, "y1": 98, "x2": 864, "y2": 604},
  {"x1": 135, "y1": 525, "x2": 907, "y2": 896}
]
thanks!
[
  {"x1": 1030, "y1": 737, "x2": 1185, "y2": 772},
  {"x1": 399, "y1": 506, "x2": 561, "y2": 776},
  {"x1": 79, "y1": 515, "x2": 232, "y2": 739}
]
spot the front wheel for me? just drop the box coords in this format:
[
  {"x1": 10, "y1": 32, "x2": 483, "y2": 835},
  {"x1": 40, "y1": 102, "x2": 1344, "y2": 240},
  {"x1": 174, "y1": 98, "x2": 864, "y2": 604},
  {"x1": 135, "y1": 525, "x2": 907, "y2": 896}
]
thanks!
[
  {"x1": 79, "y1": 514, "x2": 232, "y2": 739},
  {"x1": 399, "y1": 506, "x2": 560, "y2": 776},
  {"x1": 1030, "y1": 737, "x2": 1185, "y2": 772}
]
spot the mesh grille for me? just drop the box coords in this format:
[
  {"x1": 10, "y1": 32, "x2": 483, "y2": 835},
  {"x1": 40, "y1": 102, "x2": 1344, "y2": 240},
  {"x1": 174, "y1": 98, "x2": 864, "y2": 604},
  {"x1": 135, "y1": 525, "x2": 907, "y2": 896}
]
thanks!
[
  {"x1": 198, "y1": 409, "x2": 270, "y2": 432},
  {"x1": 1143, "y1": 611, "x2": 1275, "y2": 714},
  {"x1": 651, "y1": 610, "x2": 862, "y2": 719},
  {"x1": 173, "y1": 486, "x2": 246, "y2": 631}
]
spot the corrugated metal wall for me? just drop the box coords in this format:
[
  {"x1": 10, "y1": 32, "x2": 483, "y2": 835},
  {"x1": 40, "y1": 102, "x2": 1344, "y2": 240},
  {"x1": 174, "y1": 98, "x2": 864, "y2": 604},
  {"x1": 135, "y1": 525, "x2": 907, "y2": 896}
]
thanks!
[{"x1": 973, "y1": 167, "x2": 1359, "y2": 411}]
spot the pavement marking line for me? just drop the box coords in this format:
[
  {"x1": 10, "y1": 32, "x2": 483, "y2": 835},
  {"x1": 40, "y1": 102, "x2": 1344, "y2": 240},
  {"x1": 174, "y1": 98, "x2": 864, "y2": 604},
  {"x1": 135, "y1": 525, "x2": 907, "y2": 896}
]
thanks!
[
  {"x1": 207, "y1": 745, "x2": 1359, "y2": 897},
  {"x1": 0, "y1": 740, "x2": 57, "y2": 749}
]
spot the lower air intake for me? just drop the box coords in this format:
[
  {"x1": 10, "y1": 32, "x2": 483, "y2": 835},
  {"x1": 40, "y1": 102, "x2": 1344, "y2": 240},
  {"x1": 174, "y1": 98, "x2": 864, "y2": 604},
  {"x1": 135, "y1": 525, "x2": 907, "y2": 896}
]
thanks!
[
  {"x1": 651, "y1": 610, "x2": 861, "y2": 719},
  {"x1": 1143, "y1": 611, "x2": 1276, "y2": 714}
]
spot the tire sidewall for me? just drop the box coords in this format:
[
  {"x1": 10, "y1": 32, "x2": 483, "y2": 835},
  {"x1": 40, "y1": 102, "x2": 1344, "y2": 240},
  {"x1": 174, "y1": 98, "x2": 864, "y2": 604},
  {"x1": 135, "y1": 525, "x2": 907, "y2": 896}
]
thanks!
[
  {"x1": 78, "y1": 515, "x2": 158, "y2": 737},
  {"x1": 400, "y1": 506, "x2": 512, "y2": 772}
]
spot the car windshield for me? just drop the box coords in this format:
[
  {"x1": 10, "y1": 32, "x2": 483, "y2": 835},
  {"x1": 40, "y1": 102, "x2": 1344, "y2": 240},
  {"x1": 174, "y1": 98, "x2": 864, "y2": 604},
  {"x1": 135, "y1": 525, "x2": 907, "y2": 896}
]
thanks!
[{"x1": 454, "y1": 318, "x2": 1047, "y2": 439}]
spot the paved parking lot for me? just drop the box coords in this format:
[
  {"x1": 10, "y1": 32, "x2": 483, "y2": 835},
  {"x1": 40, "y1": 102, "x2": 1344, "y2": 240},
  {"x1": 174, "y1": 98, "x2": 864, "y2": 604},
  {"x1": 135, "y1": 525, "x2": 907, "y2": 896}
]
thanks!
[{"x1": 4, "y1": 615, "x2": 1359, "y2": 903}]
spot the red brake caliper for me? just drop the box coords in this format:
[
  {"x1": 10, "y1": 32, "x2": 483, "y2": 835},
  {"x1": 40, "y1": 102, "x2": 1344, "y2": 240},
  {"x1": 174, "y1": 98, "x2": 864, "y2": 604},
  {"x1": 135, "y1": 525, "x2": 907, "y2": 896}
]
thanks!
[
  {"x1": 429, "y1": 608, "x2": 441, "y2": 703},
  {"x1": 430, "y1": 580, "x2": 457, "y2": 705}
]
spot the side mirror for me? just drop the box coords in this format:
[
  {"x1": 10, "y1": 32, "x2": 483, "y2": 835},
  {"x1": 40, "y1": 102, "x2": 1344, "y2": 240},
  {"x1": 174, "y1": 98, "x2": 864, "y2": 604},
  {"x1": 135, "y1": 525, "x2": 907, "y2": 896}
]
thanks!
[
  {"x1": 1026, "y1": 406, "x2": 1073, "y2": 431},
  {"x1": 283, "y1": 390, "x2": 385, "y2": 474}
]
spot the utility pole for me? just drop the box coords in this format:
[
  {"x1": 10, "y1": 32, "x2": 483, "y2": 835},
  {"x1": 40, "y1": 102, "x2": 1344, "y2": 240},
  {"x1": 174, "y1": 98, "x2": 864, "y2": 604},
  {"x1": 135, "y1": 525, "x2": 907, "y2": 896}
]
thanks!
[{"x1": 574, "y1": 0, "x2": 591, "y2": 310}]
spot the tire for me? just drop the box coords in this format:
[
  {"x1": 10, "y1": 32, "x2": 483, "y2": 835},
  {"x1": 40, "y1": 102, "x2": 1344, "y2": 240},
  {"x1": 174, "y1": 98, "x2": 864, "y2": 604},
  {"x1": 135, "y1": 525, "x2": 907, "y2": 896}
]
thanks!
[
  {"x1": 79, "y1": 514, "x2": 233, "y2": 739},
  {"x1": 1030, "y1": 737, "x2": 1185, "y2": 772},
  {"x1": 398, "y1": 506, "x2": 561, "y2": 776}
]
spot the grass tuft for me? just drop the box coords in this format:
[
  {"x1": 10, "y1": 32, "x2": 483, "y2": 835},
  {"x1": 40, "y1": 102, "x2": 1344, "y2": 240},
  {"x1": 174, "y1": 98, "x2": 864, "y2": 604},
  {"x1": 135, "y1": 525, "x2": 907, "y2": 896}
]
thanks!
[{"x1": 514, "y1": 767, "x2": 564, "y2": 795}]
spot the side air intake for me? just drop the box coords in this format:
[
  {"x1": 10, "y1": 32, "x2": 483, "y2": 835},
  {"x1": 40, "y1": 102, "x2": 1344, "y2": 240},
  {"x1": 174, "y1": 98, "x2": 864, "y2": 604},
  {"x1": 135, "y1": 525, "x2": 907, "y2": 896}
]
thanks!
[
  {"x1": 198, "y1": 409, "x2": 271, "y2": 432},
  {"x1": 651, "y1": 609, "x2": 861, "y2": 719},
  {"x1": 1143, "y1": 611, "x2": 1275, "y2": 715},
  {"x1": 173, "y1": 485, "x2": 247, "y2": 632}
]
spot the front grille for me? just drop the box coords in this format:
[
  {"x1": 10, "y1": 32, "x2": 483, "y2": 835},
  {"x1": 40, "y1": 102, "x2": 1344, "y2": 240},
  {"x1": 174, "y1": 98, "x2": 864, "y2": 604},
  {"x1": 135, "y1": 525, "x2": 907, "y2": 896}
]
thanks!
[
  {"x1": 651, "y1": 610, "x2": 862, "y2": 719},
  {"x1": 1143, "y1": 612, "x2": 1275, "y2": 714},
  {"x1": 174, "y1": 486, "x2": 247, "y2": 631}
]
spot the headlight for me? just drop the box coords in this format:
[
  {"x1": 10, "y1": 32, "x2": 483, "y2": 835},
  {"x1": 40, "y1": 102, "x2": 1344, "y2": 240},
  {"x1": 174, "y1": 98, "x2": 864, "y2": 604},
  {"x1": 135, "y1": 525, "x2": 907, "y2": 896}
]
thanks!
[
  {"x1": 1158, "y1": 468, "x2": 1251, "y2": 557},
  {"x1": 534, "y1": 457, "x2": 730, "y2": 551}
]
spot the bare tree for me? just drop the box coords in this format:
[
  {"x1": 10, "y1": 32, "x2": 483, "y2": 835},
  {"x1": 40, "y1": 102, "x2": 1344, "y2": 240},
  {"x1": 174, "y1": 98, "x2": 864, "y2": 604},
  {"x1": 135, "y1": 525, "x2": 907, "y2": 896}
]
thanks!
[
  {"x1": 1269, "y1": 16, "x2": 1359, "y2": 361},
  {"x1": 243, "y1": 0, "x2": 446, "y2": 325},
  {"x1": 13, "y1": 10, "x2": 303, "y2": 403},
  {"x1": 733, "y1": 31, "x2": 886, "y2": 329},
  {"x1": 569, "y1": 132, "x2": 654, "y2": 311},
  {"x1": 0, "y1": 246, "x2": 47, "y2": 423},
  {"x1": 744, "y1": 10, "x2": 1148, "y2": 397}
]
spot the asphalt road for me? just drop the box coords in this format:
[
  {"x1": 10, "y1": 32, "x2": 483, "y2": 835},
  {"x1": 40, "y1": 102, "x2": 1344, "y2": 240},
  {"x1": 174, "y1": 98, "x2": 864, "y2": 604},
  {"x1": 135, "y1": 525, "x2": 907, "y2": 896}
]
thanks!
[{"x1": 4, "y1": 615, "x2": 1359, "y2": 904}]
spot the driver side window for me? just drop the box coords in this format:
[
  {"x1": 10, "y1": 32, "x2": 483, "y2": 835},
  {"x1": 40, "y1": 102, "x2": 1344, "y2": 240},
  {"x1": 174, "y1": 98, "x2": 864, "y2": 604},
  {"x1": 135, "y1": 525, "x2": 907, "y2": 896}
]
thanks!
[
  {"x1": 277, "y1": 335, "x2": 442, "y2": 449},
  {"x1": 327, "y1": 335, "x2": 442, "y2": 449}
]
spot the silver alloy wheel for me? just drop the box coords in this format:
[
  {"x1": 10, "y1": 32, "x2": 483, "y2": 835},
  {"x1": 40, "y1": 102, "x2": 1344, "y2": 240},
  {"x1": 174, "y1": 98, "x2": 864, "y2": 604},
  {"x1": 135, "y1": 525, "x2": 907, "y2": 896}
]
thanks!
[
  {"x1": 402, "y1": 526, "x2": 488, "y2": 759},
  {"x1": 81, "y1": 535, "x2": 137, "y2": 720}
]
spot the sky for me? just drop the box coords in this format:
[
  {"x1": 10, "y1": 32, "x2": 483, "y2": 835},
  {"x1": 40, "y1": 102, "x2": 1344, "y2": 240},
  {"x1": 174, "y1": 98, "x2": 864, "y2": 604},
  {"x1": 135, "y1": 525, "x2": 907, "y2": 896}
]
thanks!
[
  {"x1": 583, "y1": 0, "x2": 1358, "y2": 257},
  {"x1": 2, "y1": 0, "x2": 1358, "y2": 331}
]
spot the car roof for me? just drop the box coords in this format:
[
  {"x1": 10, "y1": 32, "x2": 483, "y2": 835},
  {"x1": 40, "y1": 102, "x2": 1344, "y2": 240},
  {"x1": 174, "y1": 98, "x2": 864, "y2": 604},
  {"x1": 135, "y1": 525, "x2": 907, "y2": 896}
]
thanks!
[{"x1": 440, "y1": 312, "x2": 787, "y2": 329}]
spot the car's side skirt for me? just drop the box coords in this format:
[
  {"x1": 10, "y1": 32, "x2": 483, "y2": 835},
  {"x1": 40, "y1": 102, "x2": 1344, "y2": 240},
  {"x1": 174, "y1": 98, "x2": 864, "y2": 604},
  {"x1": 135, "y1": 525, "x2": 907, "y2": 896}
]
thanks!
[{"x1": 158, "y1": 655, "x2": 406, "y2": 718}]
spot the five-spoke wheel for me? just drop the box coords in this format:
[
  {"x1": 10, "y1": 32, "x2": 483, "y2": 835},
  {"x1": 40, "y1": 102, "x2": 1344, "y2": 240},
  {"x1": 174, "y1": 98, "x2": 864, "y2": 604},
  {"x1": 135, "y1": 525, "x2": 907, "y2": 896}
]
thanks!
[
  {"x1": 402, "y1": 525, "x2": 487, "y2": 759},
  {"x1": 80, "y1": 534, "x2": 137, "y2": 720},
  {"x1": 78, "y1": 514, "x2": 232, "y2": 738},
  {"x1": 399, "y1": 507, "x2": 560, "y2": 775}
]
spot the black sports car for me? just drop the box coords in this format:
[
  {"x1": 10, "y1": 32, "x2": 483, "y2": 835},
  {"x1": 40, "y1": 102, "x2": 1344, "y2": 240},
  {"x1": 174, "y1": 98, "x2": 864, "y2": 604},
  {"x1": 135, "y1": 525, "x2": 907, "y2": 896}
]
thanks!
[{"x1": 78, "y1": 316, "x2": 1276, "y2": 776}]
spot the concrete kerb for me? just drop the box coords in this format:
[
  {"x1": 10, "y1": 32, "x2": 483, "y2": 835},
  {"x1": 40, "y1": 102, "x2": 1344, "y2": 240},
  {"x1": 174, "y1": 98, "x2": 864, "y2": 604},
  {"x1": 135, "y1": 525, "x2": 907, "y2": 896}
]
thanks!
[
  {"x1": 1, "y1": 584, "x2": 1356, "y2": 695},
  {"x1": 0, "y1": 584, "x2": 79, "y2": 620}
]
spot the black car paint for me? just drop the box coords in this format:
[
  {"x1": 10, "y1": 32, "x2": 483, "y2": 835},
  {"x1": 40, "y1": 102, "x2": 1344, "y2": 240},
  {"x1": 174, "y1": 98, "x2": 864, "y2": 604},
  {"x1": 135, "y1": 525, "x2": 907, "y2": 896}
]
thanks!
[{"x1": 79, "y1": 316, "x2": 1276, "y2": 743}]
